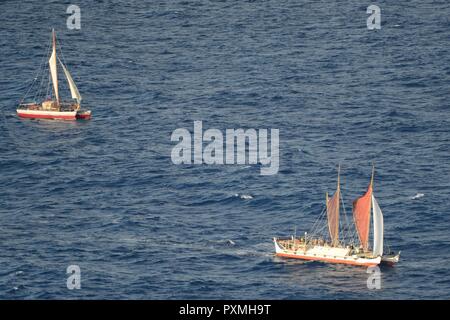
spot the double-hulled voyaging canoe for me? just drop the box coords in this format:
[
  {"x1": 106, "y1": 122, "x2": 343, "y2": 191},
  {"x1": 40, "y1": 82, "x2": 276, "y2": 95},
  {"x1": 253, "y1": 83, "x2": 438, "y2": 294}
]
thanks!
[{"x1": 274, "y1": 165, "x2": 400, "y2": 267}]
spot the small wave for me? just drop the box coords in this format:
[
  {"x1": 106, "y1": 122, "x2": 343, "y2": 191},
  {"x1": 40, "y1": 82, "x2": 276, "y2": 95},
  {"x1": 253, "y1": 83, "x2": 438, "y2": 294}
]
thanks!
[
  {"x1": 225, "y1": 239, "x2": 236, "y2": 246},
  {"x1": 411, "y1": 193, "x2": 424, "y2": 200},
  {"x1": 235, "y1": 193, "x2": 253, "y2": 200},
  {"x1": 298, "y1": 148, "x2": 313, "y2": 156}
]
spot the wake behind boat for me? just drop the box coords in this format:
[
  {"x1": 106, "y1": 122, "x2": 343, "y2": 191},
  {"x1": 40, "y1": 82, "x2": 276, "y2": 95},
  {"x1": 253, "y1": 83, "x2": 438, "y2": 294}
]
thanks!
[
  {"x1": 16, "y1": 29, "x2": 91, "y2": 120},
  {"x1": 274, "y1": 165, "x2": 400, "y2": 267}
]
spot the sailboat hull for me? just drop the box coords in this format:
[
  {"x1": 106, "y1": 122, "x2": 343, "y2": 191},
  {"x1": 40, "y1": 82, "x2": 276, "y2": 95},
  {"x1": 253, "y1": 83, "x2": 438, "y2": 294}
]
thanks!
[
  {"x1": 17, "y1": 109, "x2": 77, "y2": 120},
  {"x1": 381, "y1": 252, "x2": 400, "y2": 266},
  {"x1": 76, "y1": 110, "x2": 91, "y2": 120},
  {"x1": 274, "y1": 238, "x2": 381, "y2": 267}
]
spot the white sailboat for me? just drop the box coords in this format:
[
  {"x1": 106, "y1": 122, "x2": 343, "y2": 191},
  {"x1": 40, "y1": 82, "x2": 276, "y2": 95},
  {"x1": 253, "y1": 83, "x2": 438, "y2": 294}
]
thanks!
[
  {"x1": 273, "y1": 165, "x2": 400, "y2": 267},
  {"x1": 17, "y1": 29, "x2": 91, "y2": 120}
]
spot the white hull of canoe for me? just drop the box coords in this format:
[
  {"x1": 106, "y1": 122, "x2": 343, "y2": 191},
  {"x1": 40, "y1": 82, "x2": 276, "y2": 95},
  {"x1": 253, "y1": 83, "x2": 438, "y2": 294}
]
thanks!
[
  {"x1": 274, "y1": 238, "x2": 381, "y2": 267},
  {"x1": 381, "y1": 252, "x2": 400, "y2": 265},
  {"x1": 16, "y1": 109, "x2": 91, "y2": 120},
  {"x1": 17, "y1": 109, "x2": 77, "y2": 120}
]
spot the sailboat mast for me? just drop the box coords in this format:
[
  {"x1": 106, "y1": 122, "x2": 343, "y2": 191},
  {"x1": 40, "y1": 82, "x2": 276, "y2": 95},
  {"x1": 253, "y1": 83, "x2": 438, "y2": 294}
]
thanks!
[
  {"x1": 337, "y1": 164, "x2": 341, "y2": 190},
  {"x1": 334, "y1": 165, "x2": 340, "y2": 246},
  {"x1": 52, "y1": 29, "x2": 56, "y2": 53},
  {"x1": 370, "y1": 163, "x2": 375, "y2": 188}
]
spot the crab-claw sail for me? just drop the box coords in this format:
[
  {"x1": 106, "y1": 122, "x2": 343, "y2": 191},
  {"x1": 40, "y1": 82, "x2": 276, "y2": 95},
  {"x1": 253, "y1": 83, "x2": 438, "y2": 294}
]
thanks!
[
  {"x1": 326, "y1": 166, "x2": 340, "y2": 246},
  {"x1": 353, "y1": 167, "x2": 374, "y2": 251}
]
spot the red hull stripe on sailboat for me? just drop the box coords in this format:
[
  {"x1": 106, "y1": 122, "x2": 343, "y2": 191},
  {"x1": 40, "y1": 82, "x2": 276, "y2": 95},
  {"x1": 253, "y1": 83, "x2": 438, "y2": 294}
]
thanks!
[
  {"x1": 76, "y1": 113, "x2": 91, "y2": 120},
  {"x1": 275, "y1": 252, "x2": 379, "y2": 267}
]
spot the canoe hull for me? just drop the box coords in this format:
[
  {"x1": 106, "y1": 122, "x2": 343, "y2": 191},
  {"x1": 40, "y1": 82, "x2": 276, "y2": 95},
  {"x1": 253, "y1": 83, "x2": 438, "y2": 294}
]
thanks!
[
  {"x1": 17, "y1": 109, "x2": 91, "y2": 120},
  {"x1": 381, "y1": 252, "x2": 400, "y2": 266},
  {"x1": 76, "y1": 110, "x2": 92, "y2": 120},
  {"x1": 274, "y1": 238, "x2": 381, "y2": 267},
  {"x1": 17, "y1": 109, "x2": 77, "y2": 120}
]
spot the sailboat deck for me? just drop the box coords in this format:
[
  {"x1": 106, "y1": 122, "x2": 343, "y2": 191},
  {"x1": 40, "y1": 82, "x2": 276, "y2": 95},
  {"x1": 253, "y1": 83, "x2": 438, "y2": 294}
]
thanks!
[{"x1": 275, "y1": 238, "x2": 376, "y2": 259}]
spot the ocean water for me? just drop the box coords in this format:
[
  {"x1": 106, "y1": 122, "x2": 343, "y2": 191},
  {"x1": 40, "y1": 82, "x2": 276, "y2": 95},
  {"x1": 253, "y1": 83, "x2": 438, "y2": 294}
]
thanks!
[{"x1": 1, "y1": 0, "x2": 450, "y2": 299}]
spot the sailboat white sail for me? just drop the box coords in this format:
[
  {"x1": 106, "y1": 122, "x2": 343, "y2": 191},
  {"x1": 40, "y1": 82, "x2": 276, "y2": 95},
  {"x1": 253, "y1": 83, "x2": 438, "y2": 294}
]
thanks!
[
  {"x1": 372, "y1": 194, "x2": 384, "y2": 256},
  {"x1": 49, "y1": 29, "x2": 59, "y2": 104},
  {"x1": 59, "y1": 57, "x2": 82, "y2": 103}
]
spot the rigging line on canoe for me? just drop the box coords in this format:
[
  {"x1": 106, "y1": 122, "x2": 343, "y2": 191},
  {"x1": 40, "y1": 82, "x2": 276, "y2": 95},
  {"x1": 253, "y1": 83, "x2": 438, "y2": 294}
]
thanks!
[
  {"x1": 46, "y1": 67, "x2": 52, "y2": 100},
  {"x1": 310, "y1": 207, "x2": 326, "y2": 233},
  {"x1": 308, "y1": 205, "x2": 326, "y2": 238},
  {"x1": 56, "y1": 35, "x2": 68, "y2": 66},
  {"x1": 340, "y1": 193, "x2": 355, "y2": 245},
  {"x1": 35, "y1": 61, "x2": 50, "y2": 102},
  {"x1": 56, "y1": 34, "x2": 79, "y2": 84},
  {"x1": 55, "y1": 34, "x2": 83, "y2": 104},
  {"x1": 346, "y1": 218, "x2": 359, "y2": 246},
  {"x1": 313, "y1": 223, "x2": 328, "y2": 240},
  {"x1": 21, "y1": 36, "x2": 52, "y2": 104},
  {"x1": 29, "y1": 36, "x2": 52, "y2": 103},
  {"x1": 342, "y1": 191, "x2": 359, "y2": 245},
  {"x1": 36, "y1": 54, "x2": 49, "y2": 99},
  {"x1": 308, "y1": 193, "x2": 359, "y2": 247}
]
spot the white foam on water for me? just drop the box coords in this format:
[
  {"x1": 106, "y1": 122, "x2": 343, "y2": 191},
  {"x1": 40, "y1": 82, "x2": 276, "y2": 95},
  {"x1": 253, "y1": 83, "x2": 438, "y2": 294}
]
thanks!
[{"x1": 235, "y1": 193, "x2": 253, "y2": 200}]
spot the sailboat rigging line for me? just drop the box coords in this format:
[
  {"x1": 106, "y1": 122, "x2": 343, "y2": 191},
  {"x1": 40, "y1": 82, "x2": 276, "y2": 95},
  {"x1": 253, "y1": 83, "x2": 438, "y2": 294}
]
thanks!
[
  {"x1": 56, "y1": 36, "x2": 68, "y2": 66},
  {"x1": 45, "y1": 69, "x2": 51, "y2": 100},
  {"x1": 308, "y1": 206, "x2": 325, "y2": 235},
  {"x1": 314, "y1": 223, "x2": 328, "y2": 239},
  {"x1": 348, "y1": 203, "x2": 360, "y2": 247},
  {"x1": 35, "y1": 62, "x2": 49, "y2": 102},
  {"x1": 56, "y1": 35, "x2": 82, "y2": 104},
  {"x1": 23, "y1": 35, "x2": 52, "y2": 104},
  {"x1": 340, "y1": 193, "x2": 354, "y2": 244},
  {"x1": 31, "y1": 36, "x2": 52, "y2": 103},
  {"x1": 308, "y1": 205, "x2": 327, "y2": 239},
  {"x1": 57, "y1": 35, "x2": 77, "y2": 84}
]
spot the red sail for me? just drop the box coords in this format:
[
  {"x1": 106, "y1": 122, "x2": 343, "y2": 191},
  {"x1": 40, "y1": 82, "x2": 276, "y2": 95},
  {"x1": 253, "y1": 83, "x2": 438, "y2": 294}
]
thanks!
[
  {"x1": 353, "y1": 184, "x2": 372, "y2": 251},
  {"x1": 327, "y1": 187, "x2": 340, "y2": 246}
]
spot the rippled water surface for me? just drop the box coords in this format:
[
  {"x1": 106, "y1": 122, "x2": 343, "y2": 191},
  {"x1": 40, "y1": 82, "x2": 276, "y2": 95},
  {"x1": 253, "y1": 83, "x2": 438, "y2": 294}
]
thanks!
[{"x1": 1, "y1": 0, "x2": 450, "y2": 299}]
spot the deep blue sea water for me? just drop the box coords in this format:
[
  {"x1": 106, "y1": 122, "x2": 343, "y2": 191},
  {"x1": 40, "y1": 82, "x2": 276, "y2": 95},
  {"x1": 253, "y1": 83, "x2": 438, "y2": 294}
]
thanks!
[{"x1": 1, "y1": 0, "x2": 450, "y2": 299}]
